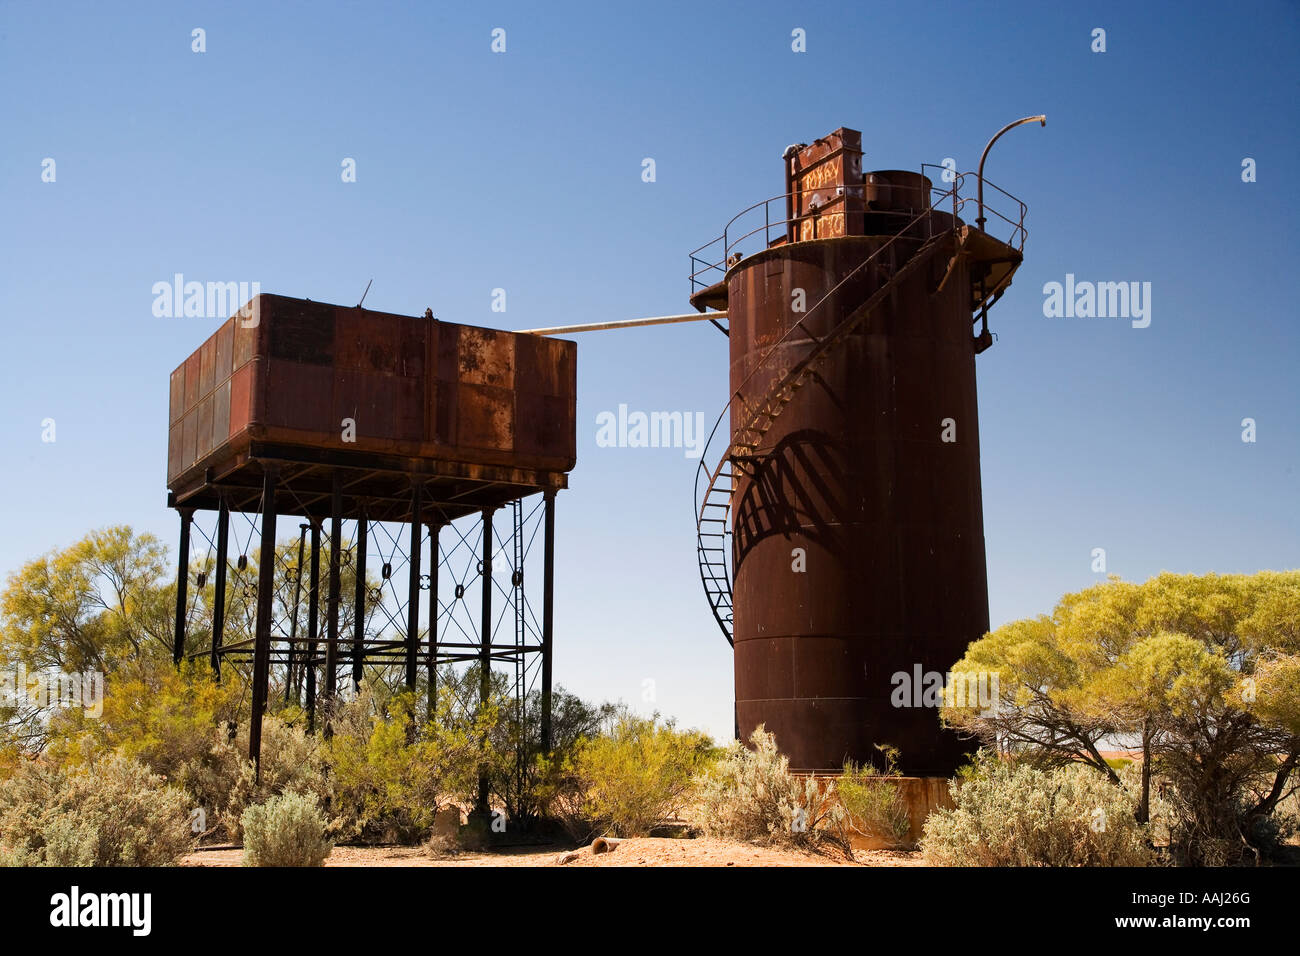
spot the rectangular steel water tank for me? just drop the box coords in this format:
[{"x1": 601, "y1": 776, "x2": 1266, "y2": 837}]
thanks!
[{"x1": 167, "y1": 294, "x2": 576, "y2": 492}]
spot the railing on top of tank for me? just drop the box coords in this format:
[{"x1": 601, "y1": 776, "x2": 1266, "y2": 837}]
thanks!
[
  {"x1": 688, "y1": 168, "x2": 1027, "y2": 296},
  {"x1": 927, "y1": 164, "x2": 1028, "y2": 255}
]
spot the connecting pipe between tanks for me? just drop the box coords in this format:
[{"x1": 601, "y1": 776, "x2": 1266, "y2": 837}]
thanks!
[{"x1": 520, "y1": 312, "x2": 727, "y2": 336}]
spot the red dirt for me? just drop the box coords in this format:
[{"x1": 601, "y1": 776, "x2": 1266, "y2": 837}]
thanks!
[{"x1": 182, "y1": 838, "x2": 923, "y2": 868}]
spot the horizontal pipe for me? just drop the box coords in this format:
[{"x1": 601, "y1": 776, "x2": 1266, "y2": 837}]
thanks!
[{"x1": 519, "y1": 312, "x2": 727, "y2": 336}]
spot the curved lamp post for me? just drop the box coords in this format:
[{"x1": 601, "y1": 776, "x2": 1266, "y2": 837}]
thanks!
[{"x1": 976, "y1": 115, "x2": 1046, "y2": 233}]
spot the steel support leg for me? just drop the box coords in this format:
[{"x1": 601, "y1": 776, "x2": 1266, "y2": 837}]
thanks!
[
  {"x1": 286, "y1": 524, "x2": 308, "y2": 703},
  {"x1": 249, "y1": 467, "x2": 278, "y2": 778},
  {"x1": 172, "y1": 509, "x2": 193, "y2": 666},
  {"x1": 427, "y1": 522, "x2": 440, "y2": 722},
  {"x1": 352, "y1": 509, "x2": 368, "y2": 691},
  {"x1": 405, "y1": 482, "x2": 422, "y2": 691},
  {"x1": 306, "y1": 520, "x2": 321, "y2": 732},
  {"x1": 541, "y1": 491, "x2": 556, "y2": 751},
  {"x1": 210, "y1": 496, "x2": 229, "y2": 678},
  {"x1": 476, "y1": 507, "x2": 495, "y2": 816},
  {"x1": 325, "y1": 472, "x2": 342, "y2": 701}
]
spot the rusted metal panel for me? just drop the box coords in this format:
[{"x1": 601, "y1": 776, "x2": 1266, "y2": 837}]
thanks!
[
  {"x1": 336, "y1": 311, "x2": 396, "y2": 373},
  {"x1": 864, "y1": 170, "x2": 931, "y2": 213},
  {"x1": 515, "y1": 333, "x2": 571, "y2": 397},
  {"x1": 214, "y1": 320, "x2": 234, "y2": 383},
  {"x1": 169, "y1": 367, "x2": 185, "y2": 424},
  {"x1": 212, "y1": 378, "x2": 231, "y2": 452},
  {"x1": 199, "y1": 337, "x2": 215, "y2": 399},
  {"x1": 394, "y1": 377, "x2": 425, "y2": 445},
  {"x1": 196, "y1": 394, "x2": 215, "y2": 460},
  {"x1": 457, "y1": 384, "x2": 514, "y2": 452},
  {"x1": 265, "y1": 360, "x2": 334, "y2": 432},
  {"x1": 516, "y1": 394, "x2": 574, "y2": 459},
  {"x1": 167, "y1": 294, "x2": 576, "y2": 494},
  {"x1": 183, "y1": 353, "x2": 201, "y2": 412},
  {"x1": 270, "y1": 303, "x2": 335, "y2": 366},
  {"x1": 180, "y1": 409, "x2": 198, "y2": 473},
  {"x1": 792, "y1": 128, "x2": 865, "y2": 242},
  {"x1": 458, "y1": 326, "x2": 515, "y2": 389},
  {"x1": 228, "y1": 361, "x2": 255, "y2": 437},
  {"x1": 327, "y1": 368, "x2": 397, "y2": 442},
  {"x1": 232, "y1": 316, "x2": 258, "y2": 370},
  {"x1": 168, "y1": 422, "x2": 182, "y2": 480}
]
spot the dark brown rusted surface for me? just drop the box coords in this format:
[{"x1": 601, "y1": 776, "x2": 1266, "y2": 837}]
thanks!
[
  {"x1": 729, "y1": 233, "x2": 985, "y2": 775},
  {"x1": 167, "y1": 295, "x2": 576, "y2": 520},
  {"x1": 789, "y1": 128, "x2": 865, "y2": 243},
  {"x1": 723, "y1": 140, "x2": 1020, "y2": 775}
]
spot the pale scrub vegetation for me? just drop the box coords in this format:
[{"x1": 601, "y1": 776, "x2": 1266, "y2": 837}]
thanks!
[{"x1": 0, "y1": 528, "x2": 1296, "y2": 867}]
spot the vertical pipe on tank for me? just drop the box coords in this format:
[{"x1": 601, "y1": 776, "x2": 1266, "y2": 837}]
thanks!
[
  {"x1": 210, "y1": 495, "x2": 229, "y2": 678},
  {"x1": 172, "y1": 508, "x2": 192, "y2": 666},
  {"x1": 782, "y1": 144, "x2": 801, "y2": 245},
  {"x1": 352, "y1": 508, "x2": 368, "y2": 692},
  {"x1": 249, "y1": 466, "x2": 278, "y2": 777},
  {"x1": 540, "y1": 491, "x2": 555, "y2": 751},
  {"x1": 306, "y1": 520, "x2": 321, "y2": 732},
  {"x1": 405, "y1": 481, "x2": 422, "y2": 691}
]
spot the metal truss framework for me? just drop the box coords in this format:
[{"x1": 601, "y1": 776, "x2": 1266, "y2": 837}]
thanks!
[{"x1": 170, "y1": 462, "x2": 557, "y2": 806}]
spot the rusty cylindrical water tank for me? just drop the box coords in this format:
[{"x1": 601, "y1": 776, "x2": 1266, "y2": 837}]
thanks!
[{"x1": 727, "y1": 170, "x2": 987, "y2": 775}]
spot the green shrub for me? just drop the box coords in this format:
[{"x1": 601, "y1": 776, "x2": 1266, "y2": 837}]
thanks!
[
  {"x1": 921, "y1": 758, "x2": 1154, "y2": 866},
  {"x1": 837, "y1": 746, "x2": 911, "y2": 846},
  {"x1": 558, "y1": 710, "x2": 713, "y2": 838},
  {"x1": 321, "y1": 688, "x2": 488, "y2": 843},
  {"x1": 481, "y1": 680, "x2": 616, "y2": 829},
  {"x1": 694, "y1": 726, "x2": 844, "y2": 850},
  {"x1": 0, "y1": 753, "x2": 194, "y2": 866},
  {"x1": 241, "y1": 791, "x2": 332, "y2": 867}
]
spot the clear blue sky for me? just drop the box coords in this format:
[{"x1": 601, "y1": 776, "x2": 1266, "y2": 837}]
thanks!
[{"x1": 2, "y1": 1, "x2": 1297, "y2": 743}]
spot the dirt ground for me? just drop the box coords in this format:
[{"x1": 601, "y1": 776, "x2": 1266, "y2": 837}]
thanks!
[{"x1": 183, "y1": 838, "x2": 923, "y2": 868}]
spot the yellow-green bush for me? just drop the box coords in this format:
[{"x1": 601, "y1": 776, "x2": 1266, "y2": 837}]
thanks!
[
  {"x1": 586, "y1": 712, "x2": 712, "y2": 836},
  {"x1": 49, "y1": 661, "x2": 324, "y2": 841},
  {"x1": 544, "y1": 710, "x2": 713, "y2": 841},
  {"x1": 321, "y1": 689, "x2": 489, "y2": 843}
]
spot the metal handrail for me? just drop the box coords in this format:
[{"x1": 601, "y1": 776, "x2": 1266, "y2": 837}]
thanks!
[{"x1": 688, "y1": 168, "x2": 1027, "y2": 295}]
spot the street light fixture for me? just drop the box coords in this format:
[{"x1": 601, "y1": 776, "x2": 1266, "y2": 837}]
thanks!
[{"x1": 976, "y1": 115, "x2": 1046, "y2": 233}]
